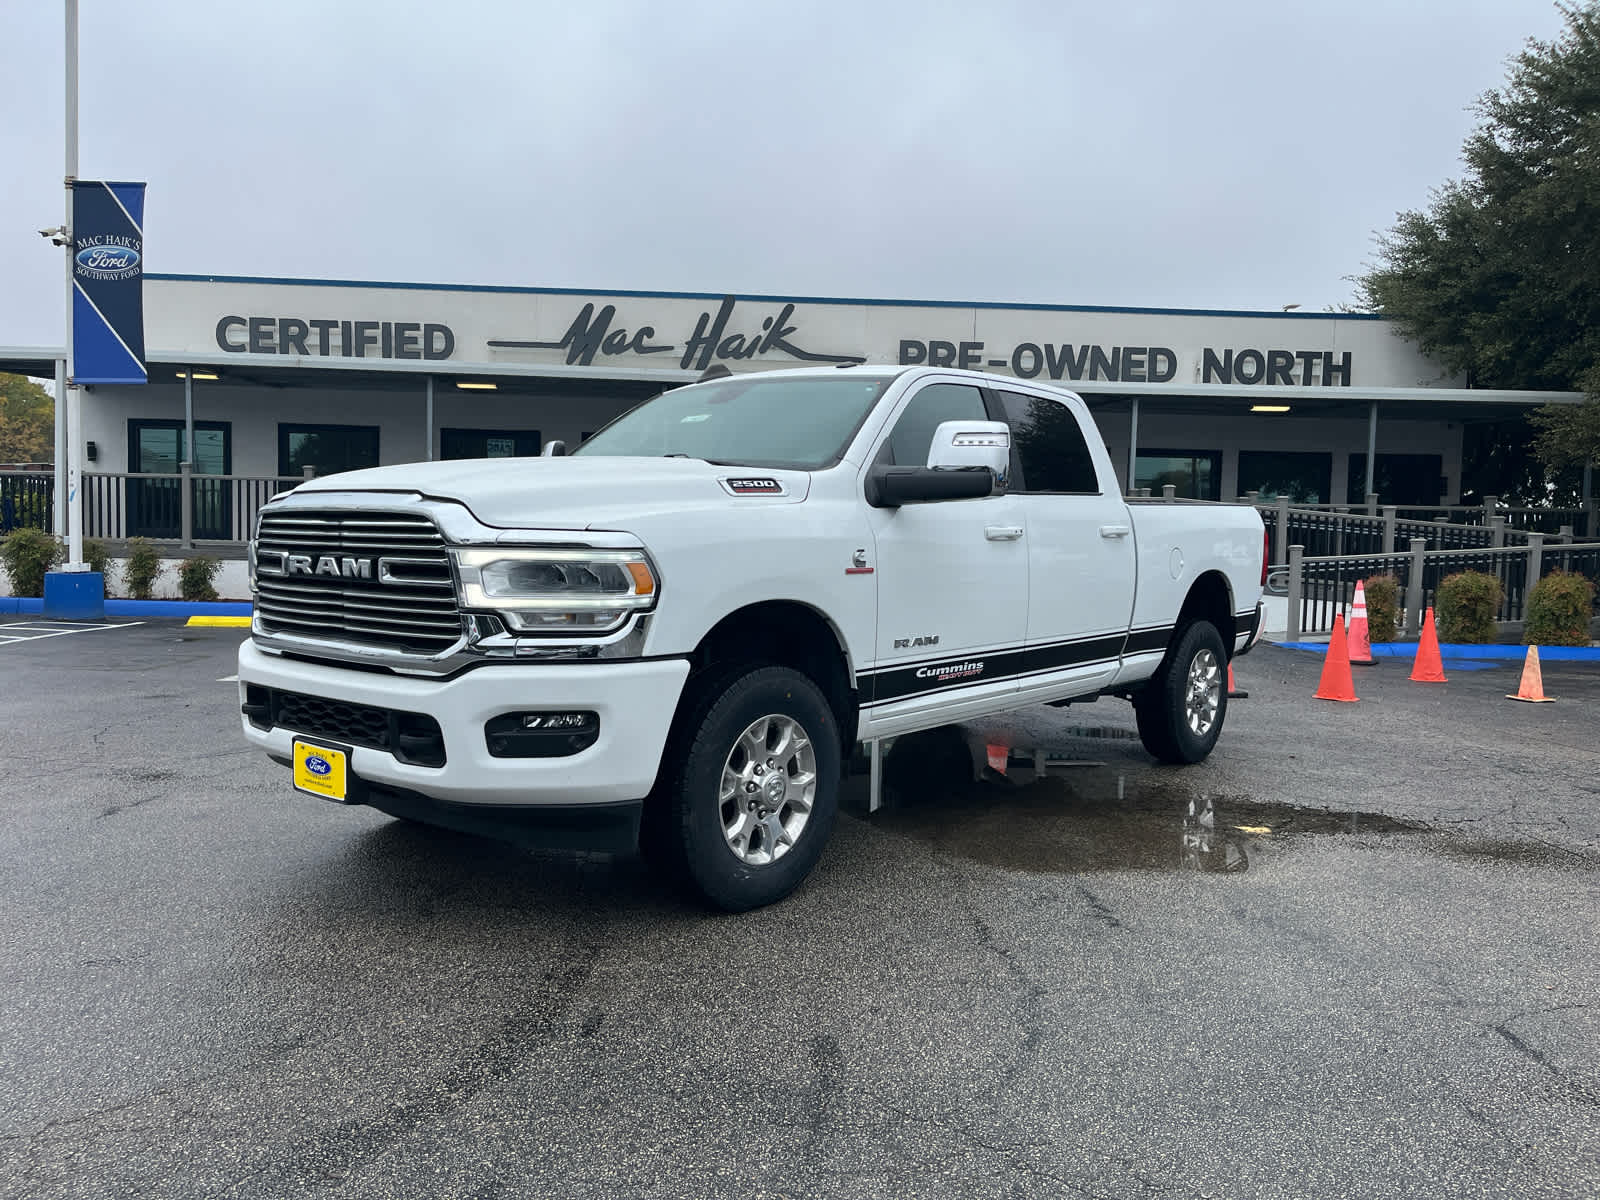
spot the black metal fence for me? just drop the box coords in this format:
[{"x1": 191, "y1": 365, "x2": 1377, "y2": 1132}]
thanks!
[
  {"x1": 1294, "y1": 552, "x2": 1414, "y2": 639},
  {"x1": 1260, "y1": 503, "x2": 1553, "y2": 561},
  {"x1": 1287, "y1": 542, "x2": 1600, "y2": 637},
  {"x1": 0, "y1": 472, "x2": 53, "y2": 534}
]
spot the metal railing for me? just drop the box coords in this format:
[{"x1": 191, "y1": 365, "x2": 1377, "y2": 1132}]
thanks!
[
  {"x1": 1248, "y1": 493, "x2": 1594, "y2": 538},
  {"x1": 82, "y1": 469, "x2": 305, "y2": 545},
  {"x1": 0, "y1": 471, "x2": 54, "y2": 534},
  {"x1": 1280, "y1": 535, "x2": 1600, "y2": 639},
  {"x1": 1255, "y1": 499, "x2": 1577, "y2": 566}
]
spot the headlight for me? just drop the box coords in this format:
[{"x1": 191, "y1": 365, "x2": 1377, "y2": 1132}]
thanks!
[{"x1": 453, "y1": 548, "x2": 658, "y2": 634}]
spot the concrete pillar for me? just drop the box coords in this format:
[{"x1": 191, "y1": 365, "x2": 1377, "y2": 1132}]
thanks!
[
  {"x1": 1286, "y1": 545, "x2": 1304, "y2": 642},
  {"x1": 1405, "y1": 537, "x2": 1428, "y2": 637},
  {"x1": 1126, "y1": 397, "x2": 1140, "y2": 494},
  {"x1": 180, "y1": 461, "x2": 193, "y2": 549},
  {"x1": 1162, "y1": 484, "x2": 1176, "y2": 502},
  {"x1": 1365, "y1": 400, "x2": 1378, "y2": 501}
]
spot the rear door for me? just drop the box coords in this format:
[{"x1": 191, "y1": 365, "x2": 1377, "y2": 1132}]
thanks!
[
  {"x1": 991, "y1": 388, "x2": 1136, "y2": 697},
  {"x1": 860, "y1": 380, "x2": 1028, "y2": 729}
]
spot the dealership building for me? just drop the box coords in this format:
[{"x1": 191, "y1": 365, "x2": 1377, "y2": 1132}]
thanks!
[{"x1": 0, "y1": 273, "x2": 1583, "y2": 542}]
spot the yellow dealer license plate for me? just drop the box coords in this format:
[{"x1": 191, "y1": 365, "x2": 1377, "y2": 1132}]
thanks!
[{"x1": 292, "y1": 739, "x2": 348, "y2": 802}]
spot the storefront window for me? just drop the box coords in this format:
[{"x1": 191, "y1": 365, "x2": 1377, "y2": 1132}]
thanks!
[
  {"x1": 440, "y1": 429, "x2": 541, "y2": 460},
  {"x1": 279, "y1": 424, "x2": 379, "y2": 477},
  {"x1": 1134, "y1": 450, "x2": 1220, "y2": 500},
  {"x1": 1238, "y1": 450, "x2": 1332, "y2": 503},
  {"x1": 1347, "y1": 454, "x2": 1445, "y2": 506}
]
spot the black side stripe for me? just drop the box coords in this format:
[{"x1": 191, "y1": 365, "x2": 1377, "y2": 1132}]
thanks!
[
  {"x1": 863, "y1": 632, "x2": 1153, "y2": 706},
  {"x1": 1123, "y1": 626, "x2": 1174, "y2": 656}
]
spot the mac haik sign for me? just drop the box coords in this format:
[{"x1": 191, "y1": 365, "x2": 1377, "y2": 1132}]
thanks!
[
  {"x1": 487, "y1": 295, "x2": 1357, "y2": 386},
  {"x1": 71, "y1": 181, "x2": 147, "y2": 384}
]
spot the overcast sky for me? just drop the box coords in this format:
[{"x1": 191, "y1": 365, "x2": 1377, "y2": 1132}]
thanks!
[{"x1": 0, "y1": 0, "x2": 1573, "y2": 350}]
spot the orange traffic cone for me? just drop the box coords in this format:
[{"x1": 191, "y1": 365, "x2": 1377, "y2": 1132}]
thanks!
[
  {"x1": 1506, "y1": 645, "x2": 1555, "y2": 703},
  {"x1": 1410, "y1": 607, "x2": 1447, "y2": 683},
  {"x1": 1314, "y1": 614, "x2": 1358, "y2": 702},
  {"x1": 1348, "y1": 580, "x2": 1375, "y2": 666},
  {"x1": 1227, "y1": 662, "x2": 1248, "y2": 698}
]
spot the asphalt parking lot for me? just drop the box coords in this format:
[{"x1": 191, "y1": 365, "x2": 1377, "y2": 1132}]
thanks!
[{"x1": 2, "y1": 623, "x2": 1597, "y2": 1199}]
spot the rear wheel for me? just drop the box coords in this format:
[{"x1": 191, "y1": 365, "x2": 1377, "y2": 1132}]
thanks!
[
  {"x1": 651, "y1": 665, "x2": 841, "y2": 911},
  {"x1": 1134, "y1": 621, "x2": 1227, "y2": 765}
]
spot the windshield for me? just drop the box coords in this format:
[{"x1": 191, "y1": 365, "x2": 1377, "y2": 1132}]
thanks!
[{"x1": 573, "y1": 375, "x2": 892, "y2": 470}]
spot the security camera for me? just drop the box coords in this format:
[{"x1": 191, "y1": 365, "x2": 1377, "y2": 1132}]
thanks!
[{"x1": 39, "y1": 226, "x2": 70, "y2": 246}]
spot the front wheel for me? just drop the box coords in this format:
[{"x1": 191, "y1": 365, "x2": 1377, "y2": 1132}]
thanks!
[
  {"x1": 1134, "y1": 621, "x2": 1228, "y2": 765},
  {"x1": 654, "y1": 665, "x2": 841, "y2": 911}
]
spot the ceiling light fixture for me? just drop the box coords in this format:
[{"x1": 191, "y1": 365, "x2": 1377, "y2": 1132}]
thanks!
[
  {"x1": 1251, "y1": 404, "x2": 1291, "y2": 413},
  {"x1": 456, "y1": 381, "x2": 498, "y2": 390},
  {"x1": 176, "y1": 371, "x2": 219, "y2": 380}
]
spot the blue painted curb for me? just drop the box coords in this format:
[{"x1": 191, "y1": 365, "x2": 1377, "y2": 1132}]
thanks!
[
  {"x1": 1275, "y1": 640, "x2": 1600, "y2": 661},
  {"x1": 1, "y1": 597, "x2": 252, "y2": 619}
]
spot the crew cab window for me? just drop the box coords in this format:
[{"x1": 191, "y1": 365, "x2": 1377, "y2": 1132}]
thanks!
[
  {"x1": 995, "y1": 391, "x2": 1101, "y2": 494},
  {"x1": 881, "y1": 384, "x2": 989, "y2": 467}
]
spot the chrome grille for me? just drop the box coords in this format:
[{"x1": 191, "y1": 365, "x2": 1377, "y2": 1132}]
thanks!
[{"x1": 254, "y1": 509, "x2": 462, "y2": 654}]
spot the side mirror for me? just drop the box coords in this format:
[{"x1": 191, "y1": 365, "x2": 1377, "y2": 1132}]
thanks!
[
  {"x1": 865, "y1": 465, "x2": 994, "y2": 508},
  {"x1": 541, "y1": 439, "x2": 567, "y2": 457},
  {"x1": 927, "y1": 420, "x2": 1010, "y2": 478}
]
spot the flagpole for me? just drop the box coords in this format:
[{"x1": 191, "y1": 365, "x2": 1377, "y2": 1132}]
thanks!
[{"x1": 63, "y1": 0, "x2": 84, "y2": 571}]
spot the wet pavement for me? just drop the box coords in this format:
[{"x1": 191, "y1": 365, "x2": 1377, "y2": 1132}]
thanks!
[{"x1": 1, "y1": 626, "x2": 1597, "y2": 1199}]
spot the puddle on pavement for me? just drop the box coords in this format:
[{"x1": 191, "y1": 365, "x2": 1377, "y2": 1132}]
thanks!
[{"x1": 865, "y1": 726, "x2": 1428, "y2": 876}]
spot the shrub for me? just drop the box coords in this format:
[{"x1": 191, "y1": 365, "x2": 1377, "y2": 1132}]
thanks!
[
  {"x1": 178, "y1": 555, "x2": 222, "y2": 602},
  {"x1": 1435, "y1": 571, "x2": 1502, "y2": 643},
  {"x1": 124, "y1": 537, "x2": 162, "y2": 600},
  {"x1": 0, "y1": 527, "x2": 63, "y2": 597},
  {"x1": 1523, "y1": 571, "x2": 1595, "y2": 646},
  {"x1": 83, "y1": 539, "x2": 112, "y2": 592},
  {"x1": 1361, "y1": 574, "x2": 1401, "y2": 642}
]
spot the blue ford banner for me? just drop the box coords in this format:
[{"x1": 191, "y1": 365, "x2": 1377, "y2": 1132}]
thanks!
[{"x1": 71, "y1": 180, "x2": 146, "y2": 385}]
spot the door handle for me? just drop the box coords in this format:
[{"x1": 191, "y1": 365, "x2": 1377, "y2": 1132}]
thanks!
[
  {"x1": 985, "y1": 525, "x2": 1024, "y2": 541},
  {"x1": 1099, "y1": 524, "x2": 1131, "y2": 539}
]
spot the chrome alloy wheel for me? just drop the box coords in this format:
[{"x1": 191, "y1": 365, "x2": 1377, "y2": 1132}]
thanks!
[
  {"x1": 718, "y1": 713, "x2": 818, "y2": 866},
  {"x1": 1185, "y1": 647, "x2": 1222, "y2": 737}
]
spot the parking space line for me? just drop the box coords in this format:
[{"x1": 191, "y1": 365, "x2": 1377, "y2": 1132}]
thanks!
[{"x1": 0, "y1": 620, "x2": 143, "y2": 645}]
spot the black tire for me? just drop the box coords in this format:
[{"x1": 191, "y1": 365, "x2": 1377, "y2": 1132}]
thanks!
[
  {"x1": 652, "y1": 665, "x2": 841, "y2": 912},
  {"x1": 1133, "y1": 620, "x2": 1228, "y2": 765}
]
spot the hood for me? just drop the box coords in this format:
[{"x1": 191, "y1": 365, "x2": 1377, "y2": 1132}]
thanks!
[{"x1": 289, "y1": 456, "x2": 812, "y2": 531}]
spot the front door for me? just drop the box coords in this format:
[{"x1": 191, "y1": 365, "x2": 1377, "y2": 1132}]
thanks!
[
  {"x1": 859, "y1": 381, "x2": 1029, "y2": 731},
  {"x1": 128, "y1": 421, "x2": 231, "y2": 539}
]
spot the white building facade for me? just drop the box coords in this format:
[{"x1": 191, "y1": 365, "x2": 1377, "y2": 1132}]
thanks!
[{"x1": 3, "y1": 272, "x2": 1583, "y2": 542}]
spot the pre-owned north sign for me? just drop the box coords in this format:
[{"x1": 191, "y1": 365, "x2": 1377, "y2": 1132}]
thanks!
[{"x1": 900, "y1": 339, "x2": 1353, "y2": 386}]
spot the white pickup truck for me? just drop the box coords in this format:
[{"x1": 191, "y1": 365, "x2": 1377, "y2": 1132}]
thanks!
[{"x1": 238, "y1": 366, "x2": 1266, "y2": 909}]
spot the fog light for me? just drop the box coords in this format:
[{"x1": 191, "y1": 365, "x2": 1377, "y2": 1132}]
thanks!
[
  {"x1": 485, "y1": 711, "x2": 599, "y2": 758},
  {"x1": 524, "y1": 712, "x2": 588, "y2": 730}
]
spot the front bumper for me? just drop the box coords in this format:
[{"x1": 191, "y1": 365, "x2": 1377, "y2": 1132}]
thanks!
[{"x1": 238, "y1": 639, "x2": 691, "y2": 812}]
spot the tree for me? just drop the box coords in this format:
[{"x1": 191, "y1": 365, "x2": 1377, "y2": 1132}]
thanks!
[
  {"x1": 1357, "y1": 2, "x2": 1600, "y2": 484},
  {"x1": 0, "y1": 373, "x2": 55, "y2": 465}
]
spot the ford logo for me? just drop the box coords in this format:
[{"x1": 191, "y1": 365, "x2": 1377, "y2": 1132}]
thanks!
[
  {"x1": 305, "y1": 755, "x2": 332, "y2": 776},
  {"x1": 76, "y1": 245, "x2": 140, "y2": 272}
]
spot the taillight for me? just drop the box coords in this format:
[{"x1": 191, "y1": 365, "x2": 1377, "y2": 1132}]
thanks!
[{"x1": 1261, "y1": 527, "x2": 1270, "y2": 586}]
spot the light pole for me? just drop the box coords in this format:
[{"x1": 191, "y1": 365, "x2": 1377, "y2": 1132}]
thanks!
[{"x1": 61, "y1": 0, "x2": 84, "y2": 571}]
